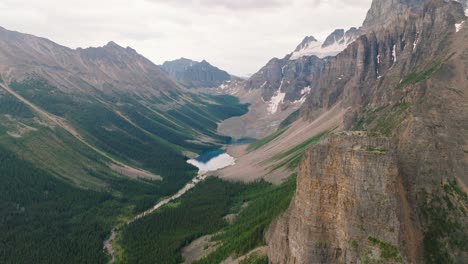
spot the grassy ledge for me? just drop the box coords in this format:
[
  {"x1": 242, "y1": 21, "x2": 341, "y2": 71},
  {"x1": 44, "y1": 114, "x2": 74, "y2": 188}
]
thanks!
[
  {"x1": 398, "y1": 60, "x2": 443, "y2": 88},
  {"x1": 268, "y1": 131, "x2": 329, "y2": 171},
  {"x1": 247, "y1": 127, "x2": 287, "y2": 152}
]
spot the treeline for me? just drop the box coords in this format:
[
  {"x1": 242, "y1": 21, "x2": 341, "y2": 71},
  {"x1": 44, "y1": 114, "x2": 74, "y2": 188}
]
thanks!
[
  {"x1": 0, "y1": 147, "x2": 121, "y2": 263},
  {"x1": 195, "y1": 175, "x2": 296, "y2": 263},
  {"x1": 119, "y1": 175, "x2": 296, "y2": 264},
  {"x1": 118, "y1": 178, "x2": 246, "y2": 264},
  {"x1": 0, "y1": 93, "x2": 34, "y2": 118}
]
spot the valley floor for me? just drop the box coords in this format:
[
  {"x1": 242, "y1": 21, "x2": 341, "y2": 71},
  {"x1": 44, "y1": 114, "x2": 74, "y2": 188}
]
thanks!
[{"x1": 218, "y1": 102, "x2": 347, "y2": 184}]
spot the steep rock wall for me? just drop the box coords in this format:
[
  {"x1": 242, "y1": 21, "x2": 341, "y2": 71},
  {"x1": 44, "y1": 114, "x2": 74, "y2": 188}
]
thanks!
[{"x1": 266, "y1": 133, "x2": 406, "y2": 263}]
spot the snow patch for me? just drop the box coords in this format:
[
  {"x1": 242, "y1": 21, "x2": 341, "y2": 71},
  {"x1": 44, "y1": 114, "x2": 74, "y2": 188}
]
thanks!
[
  {"x1": 290, "y1": 34, "x2": 357, "y2": 60},
  {"x1": 413, "y1": 32, "x2": 419, "y2": 51},
  {"x1": 268, "y1": 89, "x2": 286, "y2": 114},
  {"x1": 301, "y1": 86, "x2": 311, "y2": 95},
  {"x1": 293, "y1": 96, "x2": 307, "y2": 105},
  {"x1": 455, "y1": 21, "x2": 465, "y2": 32},
  {"x1": 267, "y1": 80, "x2": 286, "y2": 114},
  {"x1": 281, "y1": 65, "x2": 287, "y2": 74},
  {"x1": 392, "y1": 45, "x2": 397, "y2": 62},
  {"x1": 293, "y1": 86, "x2": 311, "y2": 105},
  {"x1": 290, "y1": 40, "x2": 322, "y2": 60}
]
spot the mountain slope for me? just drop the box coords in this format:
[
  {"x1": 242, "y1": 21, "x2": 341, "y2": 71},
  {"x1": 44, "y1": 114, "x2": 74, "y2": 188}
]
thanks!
[{"x1": 0, "y1": 28, "x2": 177, "y2": 95}]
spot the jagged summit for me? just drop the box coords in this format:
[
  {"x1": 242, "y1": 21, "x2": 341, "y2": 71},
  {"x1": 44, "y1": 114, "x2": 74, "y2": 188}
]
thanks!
[
  {"x1": 290, "y1": 27, "x2": 361, "y2": 60},
  {"x1": 105, "y1": 41, "x2": 120, "y2": 47},
  {"x1": 293, "y1": 36, "x2": 319, "y2": 52}
]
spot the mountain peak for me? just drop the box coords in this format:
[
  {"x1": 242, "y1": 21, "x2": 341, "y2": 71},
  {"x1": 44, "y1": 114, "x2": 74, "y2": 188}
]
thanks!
[
  {"x1": 80, "y1": 41, "x2": 138, "y2": 58},
  {"x1": 200, "y1": 59, "x2": 209, "y2": 64},
  {"x1": 290, "y1": 28, "x2": 361, "y2": 60},
  {"x1": 161, "y1": 58, "x2": 230, "y2": 88},
  {"x1": 179, "y1": 57, "x2": 196, "y2": 63},
  {"x1": 106, "y1": 40, "x2": 119, "y2": 46},
  {"x1": 322, "y1": 29, "x2": 345, "y2": 47},
  {"x1": 362, "y1": 0, "x2": 428, "y2": 32},
  {"x1": 293, "y1": 36, "x2": 318, "y2": 53},
  {"x1": 103, "y1": 41, "x2": 129, "y2": 51}
]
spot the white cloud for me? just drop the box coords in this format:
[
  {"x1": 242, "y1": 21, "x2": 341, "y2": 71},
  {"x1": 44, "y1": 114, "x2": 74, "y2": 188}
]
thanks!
[{"x1": 0, "y1": 0, "x2": 372, "y2": 76}]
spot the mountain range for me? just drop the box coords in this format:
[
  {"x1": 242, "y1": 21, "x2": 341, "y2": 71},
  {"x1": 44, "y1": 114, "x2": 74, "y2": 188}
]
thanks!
[{"x1": 161, "y1": 58, "x2": 232, "y2": 88}]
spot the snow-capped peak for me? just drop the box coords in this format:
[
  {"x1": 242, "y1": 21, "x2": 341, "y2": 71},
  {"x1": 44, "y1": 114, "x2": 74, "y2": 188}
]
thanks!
[{"x1": 290, "y1": 28, "x2": 361, "y2": 60}]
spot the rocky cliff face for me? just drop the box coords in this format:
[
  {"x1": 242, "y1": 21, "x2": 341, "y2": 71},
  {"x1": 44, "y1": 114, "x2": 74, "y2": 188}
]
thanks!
[
  {"x1": 244, "y1": 55, "x2": 324, "y2": 111},
  {"x1": 218, "y1": 26, "x2": 365, "y2": 139},
  {"x1": 161, "y1": 58, "x2": 231, "y2": 88},
  {"x1": 267, "y1": 133, "x2": 405, "y2": 263},
  {"x1": 362, "y1": 0, "x2": 427, "y2": 32},
  {"x1": 267, "y1": 0, "x2": 468, "y2": 263},
  {"x1": 302, "y1": 0, "x2": 467, "y2": 115}
]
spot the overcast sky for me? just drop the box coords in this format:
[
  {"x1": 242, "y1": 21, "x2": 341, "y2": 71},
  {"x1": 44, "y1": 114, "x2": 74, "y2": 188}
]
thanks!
[{"x1": 0, "y1": 0, "x2": 372, "y2": 76}]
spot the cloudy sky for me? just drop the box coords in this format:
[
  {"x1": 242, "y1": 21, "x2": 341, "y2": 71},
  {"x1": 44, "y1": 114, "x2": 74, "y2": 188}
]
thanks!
[{"x1": 0, "y1": 0, "x2": 372, "y2": 76}]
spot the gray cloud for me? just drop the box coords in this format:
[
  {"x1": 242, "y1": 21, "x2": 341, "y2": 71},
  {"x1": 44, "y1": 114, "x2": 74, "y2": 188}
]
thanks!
[
  {"x1": 152, "y1": 0, "x2": 371, "y2": 10},
  {"x1": 153, "y1": 0, "x2": 287, "y2": 10},
  {"x1": 0, "y1": 0, "x2": 372, "y2": 75}
]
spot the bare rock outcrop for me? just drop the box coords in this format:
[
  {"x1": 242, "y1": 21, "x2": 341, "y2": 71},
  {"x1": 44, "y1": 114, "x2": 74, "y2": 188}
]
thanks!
[{"x1": 267, "y1": 133, "x2": 406, "y2": 264}]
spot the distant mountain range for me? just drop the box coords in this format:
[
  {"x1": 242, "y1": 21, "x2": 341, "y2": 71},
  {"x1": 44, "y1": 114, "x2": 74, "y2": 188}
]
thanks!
[{"x1": 161, "y1": 58, "x2": 232, "y2": 88}]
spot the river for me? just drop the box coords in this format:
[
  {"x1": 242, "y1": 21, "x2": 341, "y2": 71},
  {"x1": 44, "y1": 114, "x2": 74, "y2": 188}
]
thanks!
[{"x1": 104, "y1": 150, "x2": 236, "y2": 263}]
